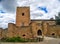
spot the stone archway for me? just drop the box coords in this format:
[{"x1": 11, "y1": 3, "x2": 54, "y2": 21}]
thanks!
[
  {"x1": 37, "y1": 30, "x2": 43, "y2": 42},
  {"x1": 37, "y1": 30, "x2": 42, "y2": 36}
]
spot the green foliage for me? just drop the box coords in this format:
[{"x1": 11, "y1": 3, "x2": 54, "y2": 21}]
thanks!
[
  {"x1": 55, "y1": 12, "x2": 60, "y2": 25},
  {"x1": 56, "y1": 20, "x2": 60, "y2": 25},
  {"x1": 1, "y1": 37, "x2": 44, "y2": 42},
  {"x1": 1, "y1": 37, "x2": 28, "y2": 42}
]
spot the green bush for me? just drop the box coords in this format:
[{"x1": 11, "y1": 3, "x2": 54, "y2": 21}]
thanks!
[
  {"x1": 1, "y1": 37, "x2": 28, "y2": 42},
  {"x1": 1, "y1": 37, "x2": 44, "y2": 42}
]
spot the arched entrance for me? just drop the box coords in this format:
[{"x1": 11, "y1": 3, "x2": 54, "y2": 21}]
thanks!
[
  {"x1": 37, "y1": 30, "x2": 42, "y2": 36},
  {"x1": 37, "y1": 30, "x2": 43, "y2": 42}
]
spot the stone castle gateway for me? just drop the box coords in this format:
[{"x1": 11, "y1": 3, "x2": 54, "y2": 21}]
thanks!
[{"x1": 0, "y1": 7, "x2": 60, "y2": 39}]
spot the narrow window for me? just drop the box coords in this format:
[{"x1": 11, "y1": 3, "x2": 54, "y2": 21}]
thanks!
[{"x1": 22, "y1": 13, "x2": 24, "y2": 16}]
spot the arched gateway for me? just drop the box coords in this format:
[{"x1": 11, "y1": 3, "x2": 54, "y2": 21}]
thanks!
[
  {"x1": 37, "y1": 30, "x2": 42, "y2": 36},
  {"x1": 37, "y1": 30, "x2": 43, "y2": 41}
]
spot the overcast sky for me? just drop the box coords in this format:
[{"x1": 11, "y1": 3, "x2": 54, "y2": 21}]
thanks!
[{"x1": 0, "y1": 0, "x2": 60, "y2": 29}]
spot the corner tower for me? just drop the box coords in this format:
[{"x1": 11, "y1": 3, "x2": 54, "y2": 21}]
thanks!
[{"x1": 16, "y1": 7, "x2": 30, "y2": 26}]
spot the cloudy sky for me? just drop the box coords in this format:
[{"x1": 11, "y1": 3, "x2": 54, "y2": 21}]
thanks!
[{"x1": 0, "y1": 0, "x2": 60, "y2": 29}]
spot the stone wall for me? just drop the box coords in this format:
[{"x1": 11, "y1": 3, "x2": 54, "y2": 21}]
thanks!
[
  {"x1": 0, "y1": 28, "x2": 3, "y2": 39},
  {"x1": 0, "y1": 28, "x2": 8, "y2": 39},
  {"x1": 7, "y1": 23, "x2": 15, "y2": 37},
  {"x1": 17, "y1": 26, "x2": 33, "y2": 39},
  {"x1": 7, "y1": 23, "x2": 33, "y2": 39},
  {"x1": 2, "y1": 29, "x2": 7, "y2": 38},
  {"x1": 31, "y1": 21, "x2": 43, "y2": 38},
  {"x1": 46, "y1": 25, "x2": 60, "y2": 38},
  {"x1": 1, "y1": 7, "x2": 60, "y2": 39},
  {"x1": 0, "y1": 20, "x2": 60, "y2": 39},
  {"x1": 31, "y1": 20, "x2": 56, "y2": 38},
  {"x1": 16, "y1": 7, "x2": 30, "y2": 27}
]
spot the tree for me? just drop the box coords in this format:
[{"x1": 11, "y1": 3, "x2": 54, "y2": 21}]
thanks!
[{"x1": 55, "y1": 12, "x2": 60, "y2": 25}]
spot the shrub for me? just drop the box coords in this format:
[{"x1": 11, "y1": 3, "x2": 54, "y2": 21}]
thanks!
[{"x1": 1, "y1": 37, "x2": 28, "y2": 42}]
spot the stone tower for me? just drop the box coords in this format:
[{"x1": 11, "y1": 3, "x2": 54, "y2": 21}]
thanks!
[{"x1": 16, "y1": 7, "x2": 30, "y2": 26}]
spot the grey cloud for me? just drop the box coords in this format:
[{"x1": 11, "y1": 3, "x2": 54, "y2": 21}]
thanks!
[
  {"x1": 33, "y1": 13, "x2": 43, "y2": 17},
  {"x1": 0, "y1": 0, "x2": 2, "y2": 2},
  {"x1": 58, "y1": 0, "x2": 60, "y2": 1},
  {"x1": 1, "y1": 0, "x2": 17, "y2": 13},
  {"x1": 31, "y1": 13, "x2": 43, "y2": 19}
]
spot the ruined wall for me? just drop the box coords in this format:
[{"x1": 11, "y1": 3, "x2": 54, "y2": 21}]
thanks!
[
  {"x1": 43, "y1": 20, "x2": 56, "y2": 35},
  {"x1": 31, "y1": 21, "x2": 44, "y2": 38},
  {"x1": 2, "y1": 29, "x2": 7, "y2": 38},
  {"x1": 17, "y1": 26, "x2": 32, "y2": 39},
  {"x1": 42, "y1": 21, "x2": 48, "y2": 36},
  {"x1": 7, "y1": 23, "x2": 15, "y2": 37},
  {"x1": 46, "y1": 20, "x2": 56, "y2": 25},
  {"x1": 0, "y1": 20, "x2": 60, "y2": 39},
  {"x1": 46, "y1": 25, "x2": 60, "y2": 38},
  {"x1": 0, "y1": 28, "x2": 3, "y2": 39},
  {"x1": 1, "y1": 7, "x2": 60, "y2": 39},
  {"x1": 0, "y1": 28, "x2": 8, "y2": 39},
  {"x1": 7, "y1": 23, "x2": 33, "y2": 39},
  {"x1": 13, "y1": 25, "x2": 19, "y2": 37},
  {"x1": 31, "y1": 20, "x2": 56, "y2": 38}
]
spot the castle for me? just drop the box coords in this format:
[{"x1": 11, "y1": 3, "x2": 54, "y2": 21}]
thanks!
[{"x1": 0, "y1": 7, "x2": 60, "y2": 39}]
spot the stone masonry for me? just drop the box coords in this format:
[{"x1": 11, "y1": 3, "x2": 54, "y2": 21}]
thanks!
[{"x1": 0, "y1": 7, "x2": 60, "y2": 39}]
